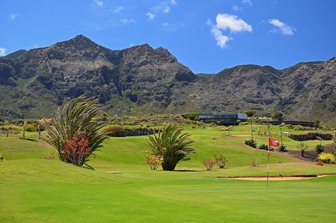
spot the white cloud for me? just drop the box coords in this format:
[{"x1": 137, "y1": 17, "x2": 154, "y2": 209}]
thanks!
[
  {"x1": 0, "y1": 48, "x2": 7, "y2": 56},
  {"x1": 114, "y1": 6, "x2": 123, "y2": 13},
  {"x1": 8, "y1": 14, "x2": 18, "y2": 21},
  {"x1": 171, "y1": 0, "x2": 177, "y2": 5},
  {"x1": 162, "y1": 22, "x2": 169, "y2": 27},
  {"x1": 93, "y1": 0, "x2": 104, "y2": 8},
  {"x1": 241, "y1": 0, "x2": 253, "y2": 6},
  {"x1": 208, "y1": 13, "x2": 252, "y2": 48},
  {"x1": 269, "y1": 19, "x2": 294, "y2": 35},
  {"x1": 211, "y1": 27, "x2": 231, "y2": 48},
  {"x1": 120, "y1": 18, "x2": 136, "y2": 24},
  {"x1": 163, "y1": 6, "x2": 170, "y2": 13},
  {"x1": 216, "y1": 13, "x2": 252, "y2": 32},
  {"x1": 146, "y1": 12, "x2": 156, "y2": 20}
]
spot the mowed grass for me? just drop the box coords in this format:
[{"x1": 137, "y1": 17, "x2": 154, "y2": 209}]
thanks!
[{"x1": 1, "y1": 125, "x2": 336, "y2": 223}]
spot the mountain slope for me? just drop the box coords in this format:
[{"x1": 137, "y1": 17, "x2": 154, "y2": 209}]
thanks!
[{"x1": 0, "y1": 35, "x2": 335, "y2": 125}]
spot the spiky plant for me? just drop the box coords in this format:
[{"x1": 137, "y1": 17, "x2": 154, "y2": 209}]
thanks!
[
  {"x1": 296, "y1": 142, "x2": 309, "y2": 157},
  {"x1": 148, "y1": 124, "x2": 195, "y2": 171},
  {"x1": 43, "y1": 97, "x2": 107, "y2": 166}
]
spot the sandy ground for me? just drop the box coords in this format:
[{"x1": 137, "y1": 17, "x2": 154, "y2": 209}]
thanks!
[{"x1": 221, "y1": 175, "x2": 327, "y2": 181}]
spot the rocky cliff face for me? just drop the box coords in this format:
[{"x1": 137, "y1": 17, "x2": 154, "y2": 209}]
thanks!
[{"x1": 0, "y1": 35, "x2": 335, "y2": 125}]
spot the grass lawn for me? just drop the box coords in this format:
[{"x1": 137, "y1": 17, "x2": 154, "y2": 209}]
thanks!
[{"x1": 1, "y1": 125, "x2": 336, "y2": 222}]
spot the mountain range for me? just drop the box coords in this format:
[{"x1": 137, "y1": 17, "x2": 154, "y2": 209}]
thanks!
[{"x1": 0, "y1": 35, "x2": 335, "y2": 125}]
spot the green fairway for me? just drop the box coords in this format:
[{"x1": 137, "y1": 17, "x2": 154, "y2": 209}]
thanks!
[{"x1": 1, "y1": 125, "x2": 336, "y2": 222}]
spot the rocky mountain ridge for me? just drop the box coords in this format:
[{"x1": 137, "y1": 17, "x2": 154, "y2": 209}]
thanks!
[{"x1": 0, "y1": 35, "x2": 335, "y2": 125}]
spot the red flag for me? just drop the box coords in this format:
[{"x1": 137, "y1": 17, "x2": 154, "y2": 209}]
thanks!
[{"x1": 269, "y1": 138, "x2": 279, "y2": 147}]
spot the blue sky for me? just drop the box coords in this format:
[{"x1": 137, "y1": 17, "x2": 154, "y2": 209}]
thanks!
[{"x1": 1, "y1": 0, "x2": 336, "y2": 73}]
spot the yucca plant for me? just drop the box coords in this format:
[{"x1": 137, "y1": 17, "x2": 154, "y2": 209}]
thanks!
[
  {"x1": 147, "y1": 124, "x2": 195, "y2": 171},
  {"x1": 43, "y1": 97, "x2": 107, "y2": 166},
  {"x1": 317, "y1": 152, "x2": 335, "y2": 163},
  {"x1": 296, "y1": 142, "x2": 309, "y2": 157}
]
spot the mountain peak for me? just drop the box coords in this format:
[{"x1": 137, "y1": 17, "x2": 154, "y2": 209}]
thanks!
[{"x1": 54, "y1": 34, "x2": 98, "y2": 49}]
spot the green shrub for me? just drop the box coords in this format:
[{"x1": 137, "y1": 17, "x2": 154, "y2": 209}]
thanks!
[
  {"x1": 279, "y1": 145, "x2": 288, "y2": 152},
  {"x1": 315, "y1": 144, "x2": 324, "y2": 154},
  {"x1": 24, "y1": 124, "x2": 37, "y2": 132},
  {"x1": 214, "y1": 154, "x2": 228, "y2": 168},
  {"x1": 101, "y1": 125, "x2": 126, "y2": 137},
  {"x1": 258, "y1": 144, "x2": 274, "y2": 151},
  {"x1": 317, "y1": 152, "x2": 335, "y2": 164},
  {"x1": 259, "y1": 144, "x2": 268, "y2": 150},
  {"x1": 244, "y1": 139, "x2": 257, "y2": 148},
  {"x1": 239, "y1": 122, "x2": 249, "y2": 125}
]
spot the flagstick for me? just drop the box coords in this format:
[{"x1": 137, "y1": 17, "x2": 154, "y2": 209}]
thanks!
[{"x1": 267, "y1": 124, "x2": 270, "y2": 188}]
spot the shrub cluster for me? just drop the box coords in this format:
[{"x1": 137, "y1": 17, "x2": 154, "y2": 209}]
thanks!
[
  {"x1": 278, "y1": 144, "x2": 288, "y2": 152},
  {"x1": 101, "y1": 125, "x2": 156, "y2": 137},
  {"x1": 258, "y1": 144, "x2": 275, "y2": 151},
  {"x1": 245, "y1": 139, "x2": 257, "y2": 148}
]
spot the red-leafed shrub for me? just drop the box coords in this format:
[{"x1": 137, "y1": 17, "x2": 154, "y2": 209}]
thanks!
[
  {"x1": 203, "y1": 159, "x2": 216, "y2": 171},
  {"x1": 62, "y1": 134, "x2": 93, "y2": 166},
  {"x1": 316, "y1": 160, "x2": 324, "y2": 166}
]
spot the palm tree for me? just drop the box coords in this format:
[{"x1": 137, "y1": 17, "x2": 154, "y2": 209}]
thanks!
[
  {"x1": 43, "y1": 96, "x2": 107, "y2": 166},
  {"x1": 148, "y1": 124, "x2": 195, "y2": 171},
  {"x1": 296, "y1": 142, "x2": 309, "y2": 157}
]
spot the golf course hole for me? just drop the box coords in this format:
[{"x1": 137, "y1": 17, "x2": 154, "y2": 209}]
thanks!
[{"x1": 218, "y1": 175, "x2": 328, "y2": 181}]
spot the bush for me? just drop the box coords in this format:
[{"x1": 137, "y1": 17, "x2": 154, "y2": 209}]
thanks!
[
  {"x1": 317, "y1": 152, "x2": 335, "y2": 164},
  {"x1": 24, "y1": 124, "x2": 37, "y2": 132},
  {"x1": 146, "y1": 155, "x2": 161, "y2": 170},
  {"x1": 258, "y1": 144, "x2": 274, "y2": 151},
  {"x1": 315, "y1": 144, "x2": 324, "y2": 154},
  {"x1": 214, "y1": 154, "x2": 228, "y2": 168},
  {"x1": 278, "y1": 145, "x2": 288, "y2": 152},
  {"x1": 239, "y1": 122, "x2": 249, "y2": 125},
  {"x1": 148, "y1": 124, "x2": 195, "y2": 171},
  {"x1": 259, "y1": 144, "x2": 268, "y2": 150},
  {"x1": 62, "y1": 134, "x2": 93, "y2": 166},
  {"x1": 203, "y1": 159, "x2": 216, "y2": 171},
  {"x1": 316, "y1": 160, "x2": 324, "y2": 166},
  {"x1": 245, "y1": 139, "x2": 257, "y2": 148},
  {"x1": 101, "y1": 125, "x2": 126, "y2": 137}
]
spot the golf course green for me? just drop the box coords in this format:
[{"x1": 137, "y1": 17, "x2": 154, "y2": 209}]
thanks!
[{"x1": 1, "y1": 125, "x2": 336, "y2": 223}]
